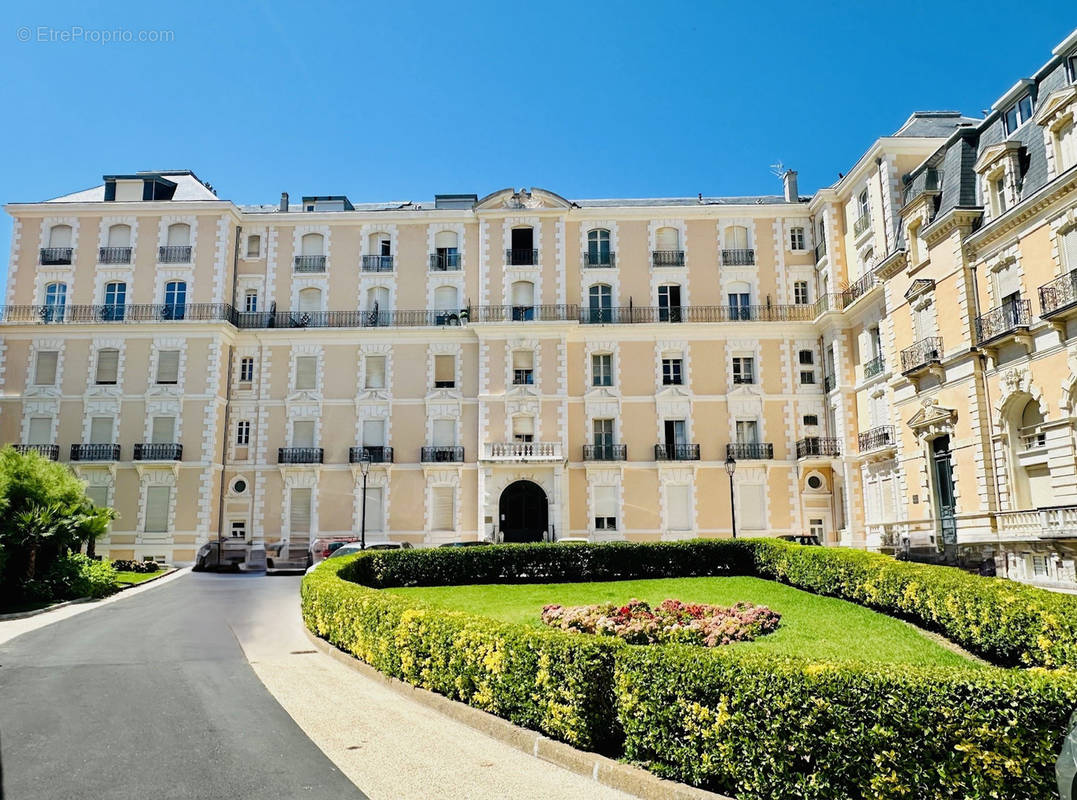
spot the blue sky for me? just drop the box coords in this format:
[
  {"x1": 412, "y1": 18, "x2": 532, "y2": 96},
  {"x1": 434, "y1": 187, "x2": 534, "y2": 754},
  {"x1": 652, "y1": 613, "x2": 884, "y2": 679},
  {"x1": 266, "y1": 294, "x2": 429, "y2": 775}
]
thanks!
[{"x1": 2, "y1": 1, "x2": 1074, "y2": 292}]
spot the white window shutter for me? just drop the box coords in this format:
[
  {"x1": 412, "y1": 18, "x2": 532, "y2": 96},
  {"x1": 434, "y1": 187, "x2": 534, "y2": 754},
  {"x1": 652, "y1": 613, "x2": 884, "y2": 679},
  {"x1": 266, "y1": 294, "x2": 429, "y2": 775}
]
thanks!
[
  {"x1": 90, "y1": 417, "x2": 114, "y2": 444},
  {"x1": 362, "y1": 419, "x2": 385, "y2": 447},
  {"x1": 512, "y1": 416, "x2": 534, "y2": 436},
  {"x1": 167, "y1": 224, "x2": 190, "y2": 247},
  {"x1": 49, "y1": 225, "x2": 72, "y2": 248},
  {"x1": 994, "y1": 262, "x2": 1020, "y2": 299},
  {"x1": 145, "y1": 486, "x2": 171, "y2": 532},
  {"x1": 511, "y1": 281, "x2": 534, "y2": 305},
  {"x1": 434, "y1": 355, "x2": 455, "y2": 383},
  {"x1": 292, "y1": 420, "x2": 315, "y2": 447},
  {"x1": 667, "y1": 485, "x2": 692, "y2": 530},
  {"x1": 107, "y1": 224, "x2": 130, "y2": 247},
  {"x1": 28, "y1": 417, "x2": 51, "y2": 444},
  {"x1": 1062, "y1": 228, "x2": 1077, "y2": 270},
  {"x1": 289, "y1": 488, "x2": 312, "y2": 534},
  {"x1": 96, "y1": 349, "x2": 119, "y2": 384},
  {"x1": 432, "y1": 487, "x2": 454, "y2": 530},
  {"x1": 656, "y1": 227, "x2": 678, "y2": 250},
  {"x1": 156, "y1": 350, "x2": 180, "y2": 384},
  {"x1": 513, "y1": 350, "x2": 534, "y2": 370},
  {"x1": 595, "y1": 486, "x2": 617, "y2": 518},
  {"x1": 432, "y1": 419, "x2": 455, "y2": 446},
  {"x1": 434, "y1": 286, "x2": 457, "y2": 310},
  {"x1": 298, "y1": 288, "x2": 322, "y2": 313},
  {"x1": 34, "y1": 351, "x2": 58, "y2": 385},
  {"x1": 301, "y1": 233, "x2": 322, "y2": 255},
  {"x1": 365, "y1": 355, "x2": 386, "y2": 389},
  {"x1": 363, "y1": 486, "x2": 385, "y2": 532},
  {"x1": 434, "y1": 230, "x2": 457, "y2": 249},
  {"x1": 739, "y1": 484, "x2": 766, "y2": 530},
  {"x1": 85, "y1": 485, "x2": 109, "y2": 509},
  {"x1": 151, "y1": 416, "x2": 175, "y2": 443},
  {"x1": 295, "y1": 356, "x2": 317, "y2": 390}
]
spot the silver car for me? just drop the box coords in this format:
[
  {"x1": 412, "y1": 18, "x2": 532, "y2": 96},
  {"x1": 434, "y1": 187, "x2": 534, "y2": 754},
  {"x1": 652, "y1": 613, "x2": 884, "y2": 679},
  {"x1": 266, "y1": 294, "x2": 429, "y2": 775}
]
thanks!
[{"x1": 1060, "y1": 709, "x2": 1077, "y2": 800}]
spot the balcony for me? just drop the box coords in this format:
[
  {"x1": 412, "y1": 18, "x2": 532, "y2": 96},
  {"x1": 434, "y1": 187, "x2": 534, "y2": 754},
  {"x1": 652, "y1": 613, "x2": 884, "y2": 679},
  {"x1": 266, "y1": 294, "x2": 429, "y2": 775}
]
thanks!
[
  {"x1": 422, "y1": 446, "x2": 464, "y2": 463},
  {"x1": 362, "y1": 255, "x2": 394, "y2": 272},
  {"x1": 429, "y1": 252, "x2": 461, "y2": 271},
  {"x1": 0, "y1": 303, "x2": 235, "y2": 325},
  {"x1": 654, "y1": 443, "x2": 700, "y2": 461},
  {"x1": 473, "y1": 305, "x2": 578, "y2": 323},
  {"x1": 349, "y1": 446, "x2": 393, "y2": 464},
  {"x1": 814, "y1": 293, "x2": 850, "y2": 316},
  {"x1": 863, "y1": 354, "x2": 885, "y2": 380},
  {"x1": 483, "y1": 442, "x2": 563, "y2": 461},
  {"x1": 133, "y1": 443, "x2": 182, "y2": 461},
  {"x1": 996, "y1": 505, "x2": 1077, "y2": 540},
  {"x1": 844, "y1": 270, "x2": 878, "y2": 305},
  {"x1": 13, "y1": 444, "x2": 59, "y2": 460},
  {"x1": 726, "y1": 442, "x2": 774, "y2": 460},
  {"x1": 98, "y1": 246, "x2": 132, "y2": 264},
  {"x1": 278, "y1": 447, "x2": 323, "y2": 464},
  {"x1": 293, "y1": 255, "x2": 327, "y2": 273},
  {"x1": 651, "y1": 250, "x2": 685, "y2": 267},
  {"x1": 583, "y1": 444, "x2": 627, "y2": 461},
  {"x1": 158, "y1": 245, "x2": 192, "y2": 264},
  {"x1": 583, "y1": 251, "x2": 616, "y2": 268},
  {"x1": 1039, "y1": 269, "x2": 1077, "y2": 324},
  {"x1": 796, "y1": 437, "x2": 840, "y2": 459},
  {"x1": 577, "y1": 304, "x2": 814, "y2": 325},
  {"x1": 721, "y1": 248, "x2": 755, "y2": 266},
  {"x1": 506, "y1": 249, "x2": 538, "y2": 266},
  {"x1": 857, "y1": 425, "x2": 894, "y2": 453},
  {"x1": 853, "y1": 214, "x2": 872, "y2": 238},
  {"x1": 70, "y1": 443, "x2": 121, "y2": 461},
  {"x1": 900, "y1": 337, "x2": 943, "y2": 378},
  {"x1": 40, "y1": 247, "x2": 73, "y2": 265},
  {"x1": 974, "y1": 299, "x2": 1031, "y2": 348}
]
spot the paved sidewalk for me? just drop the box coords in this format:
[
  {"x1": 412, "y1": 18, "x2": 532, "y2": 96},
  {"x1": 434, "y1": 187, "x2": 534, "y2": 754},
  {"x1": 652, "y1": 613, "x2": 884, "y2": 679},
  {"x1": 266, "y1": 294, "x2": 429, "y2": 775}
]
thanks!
[{"x1": 238, "y1": 576, "x2": 632, "y2": 800}]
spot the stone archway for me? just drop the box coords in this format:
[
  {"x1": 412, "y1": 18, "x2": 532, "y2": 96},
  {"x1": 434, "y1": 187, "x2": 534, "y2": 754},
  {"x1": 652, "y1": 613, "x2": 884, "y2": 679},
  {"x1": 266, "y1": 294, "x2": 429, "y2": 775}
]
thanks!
[{"x1": 499, "y1": 480, "x2": 548, "y2": 543}]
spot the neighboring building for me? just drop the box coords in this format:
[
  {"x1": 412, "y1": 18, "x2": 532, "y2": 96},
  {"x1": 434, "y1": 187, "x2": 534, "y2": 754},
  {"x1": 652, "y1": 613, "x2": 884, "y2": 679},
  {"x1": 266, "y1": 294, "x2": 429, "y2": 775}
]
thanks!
[{"x1": 2, "y1": 29, "x2": 1076, "y2": 591}]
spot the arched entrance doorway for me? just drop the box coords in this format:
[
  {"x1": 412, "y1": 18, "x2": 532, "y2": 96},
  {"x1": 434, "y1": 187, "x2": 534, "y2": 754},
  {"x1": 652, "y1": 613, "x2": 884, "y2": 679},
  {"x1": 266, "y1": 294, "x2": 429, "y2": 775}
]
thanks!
[{"x1": 499, "y1": 480, "x2": 548, "y2": 543}]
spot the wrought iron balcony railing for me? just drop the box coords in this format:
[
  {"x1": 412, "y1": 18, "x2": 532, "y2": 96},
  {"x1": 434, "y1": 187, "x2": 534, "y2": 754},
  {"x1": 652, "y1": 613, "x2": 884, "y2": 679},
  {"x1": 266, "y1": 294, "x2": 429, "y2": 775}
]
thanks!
[
  {"x1": 421, "y1": 446, "x2": 464, "y2": 463},
  {"x1": 577, "y1": 304, "x2": 815, "y2": 324},
  {"x1": 70, "y1": 443, "x2": 121, "y2": 461},
  {"x1": 362, "y1": 255, "x2": 394, "y2": 272},
  {"x1": 40, "y1": 247, "x2": 73, "y2": 265},
  {"x1": 654, "y1": 443, "x2": 700, "y2": 461},
  {"x1": 429, "y1": 252, "x2": 461, "y2": 271},
  {"x1": 582, "y1": 444, "x2": 627, "y2": 461},
  {"x1": 233, "y1": 308, "x2": 470, "y2": 329},
  {"x1": 293, "y1": 255, "x2": 326, "y2": 273},
  {"x1": 348, "y1": 446, "x2": 393, "y2": 464},
  {"x1": 900, "y1": 337, "x2": 943, "y2": 374},
  {"x1": 796, "y1": 437, "x2": 840, "y2": 459},
  {"x1": 651, "y1": 250, "x2": 685, "y2": 267},
  {"x1": 975, "y1": 299, "x2": 1031, "y2": 346},
  {"x1": 473, "y1": 304, "x2": 579, "y2": 323},
  {"x1": 278, "y1": 447, "x2": 324, "y2": 464},
  {"x1": 1039, "y1": 269, "x2": 1077, "y2": 318},
  {"x1": 133, "y1": 443, "x2": 182, "y2": 460},
  {"x1": 726, "y1": 442, "x2": 774, "y2": 460},
  {"x1": 845, "y1": 270, "x2": 878, "y2": 304},
  {"x1": 484, "y1": 442, "x2": 563, "y2": 461},
  {"x1": 858, "y1": 425, "x2": 894, "y2": 452},
  {"x1": 13, "y1": 444, "x2": 59, "y2": 460},
  {"x1": 853, "y1": 214, "x2": 872, "y2": 237},
  {"x1": 721, "y1": 248, "x2": 755, "y2": 266},
  {"x1": 505, "y1": 249, "x2": 538, "y2": 266},
  {"x1": 158, "y1": 245, "x2": 192, "y2": 264},
  {"x1": 863, "y1": 354, "x2": 885, "y2": 380},
  {"x1": 814, "y1": 293, "x2": 851, "y2": 316},
  {"x1": 98, "y1": 246, "x2": 132, "y2": 264},
  {"x1": 583, "y1": 251, "x2": 616, "y2": 268},
  {"x1": 0, "y1": 303, "x2": 233, "y2": 324}
]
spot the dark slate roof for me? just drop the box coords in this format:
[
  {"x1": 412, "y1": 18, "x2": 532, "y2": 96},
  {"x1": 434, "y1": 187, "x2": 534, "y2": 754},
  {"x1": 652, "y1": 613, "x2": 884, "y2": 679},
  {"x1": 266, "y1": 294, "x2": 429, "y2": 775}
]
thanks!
[{"x1": 893, "y1": 111, "x2": 980, "y2": 138}]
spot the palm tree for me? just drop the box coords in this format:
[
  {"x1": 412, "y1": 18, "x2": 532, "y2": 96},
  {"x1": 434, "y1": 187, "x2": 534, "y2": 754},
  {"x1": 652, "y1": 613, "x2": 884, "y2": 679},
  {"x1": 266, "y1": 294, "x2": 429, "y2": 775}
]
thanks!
[{"x1": 13, "y1": 503, "x2": 77, "y2": 584}]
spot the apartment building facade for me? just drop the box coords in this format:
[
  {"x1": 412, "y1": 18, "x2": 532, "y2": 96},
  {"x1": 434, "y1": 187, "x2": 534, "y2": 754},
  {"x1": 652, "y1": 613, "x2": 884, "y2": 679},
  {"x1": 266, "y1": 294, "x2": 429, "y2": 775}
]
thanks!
[{"x1": 2, "y1": 29, "x2": 1076, "y2": 590}]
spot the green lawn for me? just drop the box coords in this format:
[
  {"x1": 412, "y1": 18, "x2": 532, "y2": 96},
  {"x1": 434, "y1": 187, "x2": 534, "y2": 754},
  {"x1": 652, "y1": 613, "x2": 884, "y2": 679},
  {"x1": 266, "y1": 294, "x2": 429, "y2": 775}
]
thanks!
[
  {"x1": 114, "y1": 569, "x2": 169, "y2": 586},
  {"x1": 387, "y1": 576, "x2": 979, "y2": 668}
]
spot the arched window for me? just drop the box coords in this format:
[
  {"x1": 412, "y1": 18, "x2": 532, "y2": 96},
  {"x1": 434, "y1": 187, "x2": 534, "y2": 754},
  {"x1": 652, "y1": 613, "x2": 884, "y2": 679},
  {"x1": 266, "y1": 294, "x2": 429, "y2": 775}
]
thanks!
[
  {"x1": 48, "y1": 224, "x2": 72, "y2": 248},
  {"x1": 511, "y1": 280, "x2": 534, "y2": 320},
  {"x1": 364, "y1": 232, "x2": 393, "y2": 271},
  {"x1": 727, "y1": 280, "x2": 752, "y2": 321},
  {"x1": 365, "y1": 286, "x2": 390, "y2": 311},
  {"x1": 722, "y1": 226, "x2": 753, "y2": 265},
  {"x1": 297, "y1": 287, "x2": 322, "y2": 314},
  {"x1": 161, "y1": 223, "x2": 191, "y2": 263},
  {"x1": 434, "y1": 286, "x2": 460, "y2": 325},
  {"x1": 163, "y1": 280, "x2": 187, "y2": 320},
  {"x1": 586, "y1": 229, "x2": 612, "y2": 267},
  {"x1": 103, "y1": 281, "x2": 127, "y2": 321},
  {"x1": 108, "y1": 224, "x2": 131, "y2": 247},
  {"x1": 653, "y1": 227, "x2": 682, "y2": 265},
  {"x1": 588, "y1": 284, "x2": 612, "y2": 323},
  {"x1": 301, "y1": 233, "x2": 324, "y2": 255},
  {"x1": 42, "y1": 224, "x2": 73, "y2": 265},
  {"x1": 100, "y1": 224, "x2": 132, "y2": 264},
  {"x1": 433, "y1": 231, "x2": 459, "y2": 270},
  {"x1": 43, "y1": 282, "x2": 67, "y2": 322},
  {"x1": 166, "y1": 223, "x2": 190, "y2": 246},
  {"x1": 1009, "y1": 399, "x2": 1050, "y2": 509},
  {"x1": 295, "y1": 233, "x2": 326, "y2": 272}
]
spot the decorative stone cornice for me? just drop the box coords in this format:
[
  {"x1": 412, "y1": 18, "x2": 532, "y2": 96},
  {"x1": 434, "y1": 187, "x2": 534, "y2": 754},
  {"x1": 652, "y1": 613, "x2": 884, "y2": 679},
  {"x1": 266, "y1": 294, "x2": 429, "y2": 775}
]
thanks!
[
  {"x1": 965, "y1": 166, "x2": 1077, "y2": 256},
  {"x1": 922, "y1": 207, "x2": 982, "y2": 247}
]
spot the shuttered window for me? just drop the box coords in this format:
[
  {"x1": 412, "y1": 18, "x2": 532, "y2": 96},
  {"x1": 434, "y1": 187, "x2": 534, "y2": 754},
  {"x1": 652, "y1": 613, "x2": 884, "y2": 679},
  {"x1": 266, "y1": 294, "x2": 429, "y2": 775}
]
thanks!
[
  {"x1": 95, "y1": 348, "x2": 119, "y2": 384},
  {"x1": 28, "y1": 417, "x2": 52, "y2": 444},
  {"x1": 298, "y1": 288, "x2": 322, "y2": 313},
  {"x1": 512, "y1": 416, "x2": 534, "y2": 438},
  {"x1": 656, "y1": 227, "x2": 679, "y2": 250},
  {"x1": 432, "y1": 486, "x2": 454, "y2": 530},
  {"x1": 993, "y1": 261, "x2": 1021, "y2": 300},
  {"x1": 49, "y1": 224, "x2": 72, "y2": 248},
  {"x1": 90, "y1": 417, "x2": 114, "y2": 444},
  {"x1": 434, "y1": 286, "x2": 458, "y2": 310},
  {"x1": 151, "y1": 416, "x2": 175, "y2": 444},
  {"x1": 1058, "y1": 118, "x2": 1076, "y2": 172},
  {"x1": 434, "y1": 230, "x2": 457, "y2": 249},
  {"x1": 85, "y1": 485, "x2": 108, "y2": 510},
  {"x1": 292, "y1": 420, "x2": 315, "y2": 447},
  {"x1": 512, "y1": 350, "x2": 533, "y2": 370},
  {"x1": 511, "y1": 281, "x2": 534, "y2": 306},
  {"x1": 167, "y1": 223, "x2": 190, "y2": 246},
  {"x1": 363, "y1": 486, "x2": 385, "y2": 532},
  {"x1": 362, "y1": 419, "x2": 385, "y2": 447},
  {"x1": 156, "y1": 350, "x2": 180, "y2": 384},
  {"x1": 107, "y1": 224, "x2": 130, "y2": 247},
  {"x1": 434, "y1": 354, "x2": 455, "y2": 387},
  {"x1": 34, "y1": 351, "x2": 58, "y2": 385},
  {"x1": 595, "y1": 486, "x2": 617, "y2": 518},
  {"x1": 246, "y1": 235, "x2": 261, "y2": 257},
  {"x1": 145, "y1": 486, "x2": 171, "y2": 532},
  {"x1": 739, "y1": 484, "x2": 766, "y2": 530},
  {"x1": 666, "y1": 485, "x2": 692, "y2": 531},
  {"x1": 289, "y1": 488, "x2": 312, "y2": 534},
  {"x1": 726, "y1": 225, "x2": 749, "y2": 248},
  {"x1": 301, "y1": 233, "x2": 323, "y2": 256},
  {"x1": 432, "y1": 419, "x2": 455, "y2": 446},
  {"x1": 295, "y1": 356, "x2": 317, "y2": 390},
  {"x1": 1062, "y1": 228, "x2": 1077, "y2": 270},
  {"x1": 365, "y1": 355, "x2": 386, "y2": 389}
]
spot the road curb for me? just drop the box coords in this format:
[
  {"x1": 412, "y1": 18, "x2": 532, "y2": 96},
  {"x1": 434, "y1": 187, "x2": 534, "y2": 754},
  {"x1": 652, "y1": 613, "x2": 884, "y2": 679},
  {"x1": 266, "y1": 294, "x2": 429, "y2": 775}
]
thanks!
[
  {"x1": 116, "y1": 567, "x2": 177, "y2": 591},
  {"x1": 0, "y1": 597, "x2": 93, "y2": 621},
  {"x1": 303, "y1": 626, "x2": 729, "y2": 800}
]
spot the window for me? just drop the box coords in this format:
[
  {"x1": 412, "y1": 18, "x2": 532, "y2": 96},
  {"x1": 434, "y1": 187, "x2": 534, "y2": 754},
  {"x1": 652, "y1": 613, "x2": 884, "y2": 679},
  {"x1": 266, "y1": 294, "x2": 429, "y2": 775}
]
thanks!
[
  {"x1": 239, "y1": 357, "x2": 254, "y2": 383},
  {"x1": 289, "y1": 488, "x2": 312, "y2": 535},
  {"x1": 512, "y1": 350, "x2": 534, "y2": 385},
  {"x1": 800, "y1": 369, "x2": 816, "y2": 385},
  {"x1": 1003, "y1": 92, "x2": 1034, "y2": 134},
  {"x1": 1061, "y1": 227, "x2": 1077, "y2": 270},
  {"x1": 803, "y1": 414, "x2": 819, "y2": 427},
  {"x1": 144, "y1": 486, "x2": 171, "y2": 533},
  {"x1": 662, "y1": 357, "x2": 683, "y2": 385},
  {"x1": 301, "y1": 232, "x2": 324, "y2": 256},
  {"x1": 163, "y1": 280, "x2": 186, "y2": 319},
  {"x1": 294, "y1": 356, "x2": 317, "y2": 391},
  {"x1": 107, "y1": 223, "x2": 131, "y2": 248},
  {"x1": 587, "y1": 229, "x2": 612, "y2": 266},
  {"x1": 156, "y1": 350, "x2": 180, "y2": 385},
  {"x1": 85, "y1": 485, "x2": 109, "y2": 510},
  {"x1": 666, "y1": 485, "x2": 692, "y2": 531},
  {"x1": 434, "y1": 354, "x2": 456, "y2": 388},
  {"x1": 1069, "y1": 52, "x2": 1077, "y2": 83},
  {"x1": 728, "y1": 285, "x2": 751, "y2": 320},
  {"x1": 365, "y1": 355, "x2": 386, "y2": 389},
  {"x1": 89, "y1": 417, "x2": 114, "y2": 444},
  {"x1": 736, "y1": 420, "x2": 759, "y2": 444},
  {"x1": 587, "y1": 284, "x2": 612, "y2": 323},
  {"x1": 95, "y1": 348, "x2": 119, "y2": 385},
  {"x1": 658, "y1": 284, "x2": 682, "y2": 322},
  {"x1": 732, "y1": 357, "x2": 755, "y2": 384},
  {"x1": 236, "y1": 420, "x2": 251, "y2": 446},
  {"x1": 858, "y1": 190, "x2": 870, "y2": 222},
  {"x1": 511, "y1": 281, "x2": 535, "y2": 320},
  {"x1": 362, "y1": 419, "x2": 386, "y2": 447},
  {"x1": 298, "y1": 287, "x2": 322, "y2": 314},
  {"x1": 592, "y1": 353, "x2": 612, "y2": 387},
  {"x1": 368, "y1": 232, "x2": 391, "y2": 257},
  {"x1": 362, "y1": 486, "x2": 385, "y2": 533},
  {"x1": 789, "y1": 227, "x2": 805, "y2": 251},
  {"x1": 244, "y1": 290, "x2": 258, "y2": 313},
  {"x1": 512, "y1": 416, "x2": 534, "y2": 443},
  {"x1": 292, "y1": 420, "x2": 315, "y2": 448},
  {"x1": 1031, "y1": 554, "x2": 1048, "y2": 577},
  {"x1": 594, "y1": 485, "x2": 617, "y2": 530},
  {"x1": 231, "y1": 521, "x2": 247, "y2": 539},
  {"x1": 433, "y1": 230, "x2": 459, "y2": 270},
  {"x1": 593, "y1": 418, "x2": 614, "y2": 448},
  {"x1": 103, "y1": 281, "x2": 126, "y2": 320},
  {"x1": 432, "y1": 486, "x2": 455, "y2": 530},
  {"x1": 725, "y1": 225, "x2": 749, "y2": 249},
  {"x1": 151, "y1": 416, "x2": 176, "y2": 444},
  {"x1": 44, "y1": 282, "x2": 67, "y2": 321},
  {"x1": 798, "y1": 349, "x2": 814, "y2": 365},
  {"x1": 656, "y1": 226, "x2": 680, "y2": 250},
  {"x1": 166, "y1": 223, "x2": 191, "y2": 247},
  {"x1": 48, "y1": 224, "x2": 72, "y2": 248},
  {"x1": 432, "y1": 419, "x2": 456, "y2": 447},
  {"x1": 246, "y1": 235, "x2": 261, "y2": 258},
  {"x1": 1055, "y1": 117, "x2": 1076, "y2": 173},
  {"x1": 27, "y1": 417, "x2": 52, "y2": 445},
  {"x1": 34, "y1": 350, "x2": 58, "y2": 385},
  {"x1": 989, "y1": 174, "x2": 1009, "y2": 217},
  {"x1": 793, "y1": 281, "x2": 810, "y2": 305},
  {"x1": 798, "y1": 351, "x2": 815, "y2": 384}
]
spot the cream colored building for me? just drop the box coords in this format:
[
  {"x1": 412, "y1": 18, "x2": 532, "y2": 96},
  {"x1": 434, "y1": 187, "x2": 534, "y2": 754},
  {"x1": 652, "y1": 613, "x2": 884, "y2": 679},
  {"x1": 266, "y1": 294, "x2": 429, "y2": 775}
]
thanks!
[{"x1": 3, "y1": 29, "x2": 1076, "y2": 590}]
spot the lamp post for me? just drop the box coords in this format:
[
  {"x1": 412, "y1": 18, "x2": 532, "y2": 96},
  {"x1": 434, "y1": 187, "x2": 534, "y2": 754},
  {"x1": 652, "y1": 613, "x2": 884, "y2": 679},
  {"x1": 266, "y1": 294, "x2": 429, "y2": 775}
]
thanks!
[
  {"x1": 358, "y1": 455, "x2": 370, "y2": 550},
  {"x1": 725, "y1": 454, "x2": 737, "y2": 539}
]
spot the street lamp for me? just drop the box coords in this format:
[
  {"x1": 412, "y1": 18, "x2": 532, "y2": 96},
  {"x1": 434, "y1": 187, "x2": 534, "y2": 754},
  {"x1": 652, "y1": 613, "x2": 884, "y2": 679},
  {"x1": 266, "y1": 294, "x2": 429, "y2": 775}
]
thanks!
[
  {"x1": 358, "y1": 455, "x2": 371, "y2": 550},
  {"x1": 724, "y1": 454, "x2": 737, "y2": 539}
]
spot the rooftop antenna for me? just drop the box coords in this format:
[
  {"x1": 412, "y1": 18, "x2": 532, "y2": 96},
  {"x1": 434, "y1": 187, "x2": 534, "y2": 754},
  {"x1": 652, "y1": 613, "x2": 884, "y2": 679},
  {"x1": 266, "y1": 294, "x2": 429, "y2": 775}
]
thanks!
[{"x1": 769, "y1": 161, "x2": 786, "y2": 179}]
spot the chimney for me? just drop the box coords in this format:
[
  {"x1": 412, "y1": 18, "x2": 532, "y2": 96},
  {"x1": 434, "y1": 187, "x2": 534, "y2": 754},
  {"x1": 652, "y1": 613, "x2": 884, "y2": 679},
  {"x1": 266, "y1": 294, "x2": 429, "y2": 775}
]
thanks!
[
  {"x1": 279, "y1": 192, "x2": 289, "y2": 212},
  {"x1": 782, "y1": 170, "x2": 799, "y2": 203}
]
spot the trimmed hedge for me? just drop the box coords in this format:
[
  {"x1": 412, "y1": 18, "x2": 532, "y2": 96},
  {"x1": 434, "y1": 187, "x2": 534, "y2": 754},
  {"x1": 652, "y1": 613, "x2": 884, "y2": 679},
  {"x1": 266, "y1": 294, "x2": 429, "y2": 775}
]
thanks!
[{"x1": 302, "y1": 540, "x2": 1077, "y2": 799}]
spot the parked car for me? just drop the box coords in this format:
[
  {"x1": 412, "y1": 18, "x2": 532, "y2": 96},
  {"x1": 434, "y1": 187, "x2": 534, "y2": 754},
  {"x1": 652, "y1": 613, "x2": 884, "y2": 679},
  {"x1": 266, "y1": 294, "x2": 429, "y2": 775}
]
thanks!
[
  {"x1": 438, "y1": 541, "x2": 491, "y2": 548},
  {"x1": 305, "y1": 541, "x2": 412, "y2": 573},
  {"x1": 309, "y1": 536, "x2": 358, "y2": 564},
  {"x1": 777, "y1": 534, "x2": 822, "y2": 546},
  {"x1": 1059, "y1": 709, "x2": 1077, "y2": 800}
]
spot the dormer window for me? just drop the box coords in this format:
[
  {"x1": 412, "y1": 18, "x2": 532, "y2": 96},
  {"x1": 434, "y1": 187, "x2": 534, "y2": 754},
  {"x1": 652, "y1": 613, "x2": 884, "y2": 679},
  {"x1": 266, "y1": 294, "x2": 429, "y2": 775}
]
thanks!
[
  {"x1": 1003, "y1": 92, "x2": 1034, "y2": 134},
  {"x1": 991, "y1": 175, "x2": 1008, "y2": 216}
]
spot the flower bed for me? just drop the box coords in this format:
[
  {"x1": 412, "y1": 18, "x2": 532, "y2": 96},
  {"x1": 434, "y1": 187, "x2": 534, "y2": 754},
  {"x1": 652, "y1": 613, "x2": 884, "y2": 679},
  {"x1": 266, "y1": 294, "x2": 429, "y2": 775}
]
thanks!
[{"x1": 541, "y1": 598, "x2": 780, "y2": 646}]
